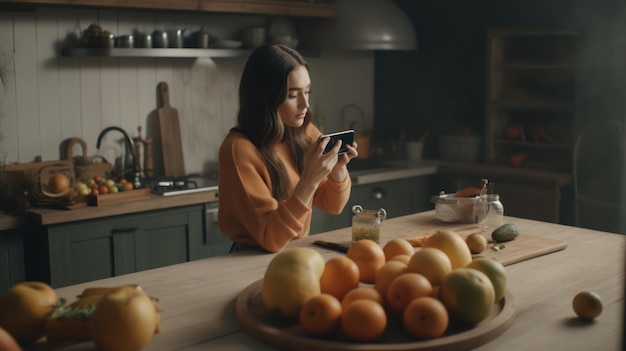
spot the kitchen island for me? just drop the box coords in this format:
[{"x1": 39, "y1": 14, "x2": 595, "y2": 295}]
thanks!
[{"x1": 28, "y1": 210, "x2": 624, "y2": 350}]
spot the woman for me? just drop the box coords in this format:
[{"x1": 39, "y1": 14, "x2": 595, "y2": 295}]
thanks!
[{"x1": 218, "y1": 44, "x2": 358, "y2": 253}]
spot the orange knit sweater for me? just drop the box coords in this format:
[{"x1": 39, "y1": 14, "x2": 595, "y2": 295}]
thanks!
[{"x1": 217, "y1": 124, "x2": 352, "y2": 252}]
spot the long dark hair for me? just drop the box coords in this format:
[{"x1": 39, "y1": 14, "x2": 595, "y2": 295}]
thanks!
[{"x1": 235, "y1": 44, "x2": 313, "y2": 200}]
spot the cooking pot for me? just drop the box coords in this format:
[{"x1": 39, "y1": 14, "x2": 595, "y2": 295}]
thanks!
[
  {"x1": 431, "y1": 192, "x2": 478, "y2": 223},
  {"x1": 189, "y1": 27, "x2": 212, "y2": 48},
  {"x1": 167, "y1": 29, "x2": 186, "y2": 48},
  {"x1": 152, "y1": 30, "x2": 168, "y2": 48}
]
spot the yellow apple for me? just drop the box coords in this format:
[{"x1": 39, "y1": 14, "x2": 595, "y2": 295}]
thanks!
[
  {"x1": 91, "y1": 286, "x2": 157, "y2": 351},
  {"x1": 0, "y1": 281, "x2": 57, "y2": 343}
]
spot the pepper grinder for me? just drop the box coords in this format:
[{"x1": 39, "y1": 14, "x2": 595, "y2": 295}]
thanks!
[{"x1": 134, "y1": 126, "x2": 153, "y2": 178}]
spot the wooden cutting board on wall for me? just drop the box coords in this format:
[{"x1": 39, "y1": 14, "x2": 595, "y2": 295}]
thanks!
[{"x1": 158, "y1": 81, "x2": 185, "y2": 178}]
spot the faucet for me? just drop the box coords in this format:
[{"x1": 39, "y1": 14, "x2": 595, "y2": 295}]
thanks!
[{"x1": 96, "y1": 126, "x2": 142, "y2": 188}]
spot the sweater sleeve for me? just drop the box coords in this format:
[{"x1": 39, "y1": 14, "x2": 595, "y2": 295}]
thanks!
[{"x1": 218, "y1": 133, "x2": 311, "y2": 253}]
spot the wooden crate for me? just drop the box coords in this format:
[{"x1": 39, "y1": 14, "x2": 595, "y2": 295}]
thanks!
[{"x1": 87, "y1": 188, "x2": 151, "y2": 206}]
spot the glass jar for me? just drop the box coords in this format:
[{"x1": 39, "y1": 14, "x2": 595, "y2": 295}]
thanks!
[
  {"x1": 478, "y1": 194, "x2": 504, "y2": 228},
  {"x1": 352, "y1": 205, "x2": 387, "y2": 243}
]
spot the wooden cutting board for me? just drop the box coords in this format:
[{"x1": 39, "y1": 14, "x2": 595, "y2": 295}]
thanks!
[
  {"x1": 158, "y1": 81, "x2": 185, "y2": 178},
  {"x1": 405, "y1": 228, "x2": 568, "y2": 266}
]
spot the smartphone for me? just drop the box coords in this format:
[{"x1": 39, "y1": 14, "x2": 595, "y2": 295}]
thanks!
[{"x1": 322, "y1": 129, "x2": 354, "y2": 155}]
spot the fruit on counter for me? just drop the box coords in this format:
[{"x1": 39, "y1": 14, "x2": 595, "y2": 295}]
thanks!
[
  {"x1": 0, "y1": 327, "x2": 21, "y2": 351},
  {"x1": 386, "y1": 273, "x2": 433, "y2": 316},
  {"x1": 346, "y1": 239, "x2": 386, "y2": 284},
  {"x1": 403, "y1": 297, "x2": 449, "y2": 339},
  {"x1": 406, "y1": 247, "x2": 452, "y2": 287},
  {"x1": 45, "y1": 284, "x2": 161, "y2": 342},
  {"x1": 466, "y1": 257, "x2": 507, "y2": 303},
  {"x1": 341, "y1": 299, "x2": 387, "y2": 342},
  {"x1": 48, "y1": 173, "x2": 70, "y2": 193},
  {"x1": 572, "y1": 291, "x2": 603, "y2": 320},
  {"x1": 319, "y1": 256, "x2": 360, "y2": 300},
  {"x1": 465, "y1": 233, "x2": 488, "y2": 254},
  {"x1": 262, "y1": 248, "x2": 325, "y2": 318},
  {"x1": 492, "y1": 223, "x2": 520, "y2": 242},
  {"x1": 438, "y1": 268, "x2": 495, "y2": 325},
  {"x1": 340, "y1": 286, "x2": 384, "y2": 311},
  {"x1": 382, "y1": 238, "x2": 415, "y2": 261},
  {"x1": 0, "y1": 281, "x2": 58, "y2": 343},
  {"x1": 423, "y1": 230, "x2": 473, "y2": 269},
  {"x1": 374, "y1": 260, "x2": 408, "y2": 297},
  {"x1": 299, "y1": 293, "x2": 342, "y2": 336},
  {"x1": 84, "y1": 175, "x2": 135, "y2": 196},
  {"x1": 91, "y1": 286, "x2": 158, "y2": 351}
]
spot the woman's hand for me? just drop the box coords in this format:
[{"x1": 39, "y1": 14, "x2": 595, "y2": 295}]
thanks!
[
  {"x1": 329, "y1": 141, "x2": 358, "y2": 183},
  {"x1": 294, "y1": 136, "x2": 344, "y2": 204}
]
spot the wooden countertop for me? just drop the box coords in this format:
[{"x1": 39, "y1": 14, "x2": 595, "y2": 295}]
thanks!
[
  {"x1": 26, "y1": 190, "x2": 219, "y2": 226},
  {"x1": 40, "y1": 211, "x2": 624, "y2": 351}
]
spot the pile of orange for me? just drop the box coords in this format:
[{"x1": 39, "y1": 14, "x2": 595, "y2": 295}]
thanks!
[{"x1": 296, "y1": 232, "x2": 508, "y2": 342}]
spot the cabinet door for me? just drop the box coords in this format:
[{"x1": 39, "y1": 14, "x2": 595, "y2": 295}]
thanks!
[
  {"x1": 0, "y1": 229, "x2": 25, "y2": 292},
  {"x1": 132, "y1": 206, "x2": 203, "y2": 271},
  {"x1": 48, "y1": 220, "x2": 118, "y2": 288}
]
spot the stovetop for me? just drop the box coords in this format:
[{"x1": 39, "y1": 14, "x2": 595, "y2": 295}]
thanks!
[{"x1": 144, "y1": 175, "x2": 218, "y2": 196}]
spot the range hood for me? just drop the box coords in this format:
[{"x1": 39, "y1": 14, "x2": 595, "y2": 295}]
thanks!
[{"x1": 309, "y1": 0, "x2": 417, "y2": 51}]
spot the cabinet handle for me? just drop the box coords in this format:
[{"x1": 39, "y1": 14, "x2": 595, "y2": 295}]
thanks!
[
  {"x1": 111, "y1": 227, "x2": 139, "y2": 234},
  {"x1": 370, "y1": 187, "x2": 385, "y2": 200}
]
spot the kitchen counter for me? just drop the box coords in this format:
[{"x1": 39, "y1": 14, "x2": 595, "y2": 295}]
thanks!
[
  {"x1": 27, "y1": 190, "x2": 219, "y2": 226},
  {"x1": 40, "y1": 210, "x2": 624, "y2": 351}
]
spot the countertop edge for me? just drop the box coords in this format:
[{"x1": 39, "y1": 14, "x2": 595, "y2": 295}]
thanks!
[{"x1": 26, "y1": 190, "x2": 219, "y2": 227}]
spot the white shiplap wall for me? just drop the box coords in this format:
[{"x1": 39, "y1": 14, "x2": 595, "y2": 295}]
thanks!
[{"x1": 0, "y1": 7, "x2": 374, "y2": 175}]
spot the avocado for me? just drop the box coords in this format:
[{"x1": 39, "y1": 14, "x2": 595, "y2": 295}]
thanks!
[{"x1": 492, "y1": 223, "x2": 520, "y2": 242}]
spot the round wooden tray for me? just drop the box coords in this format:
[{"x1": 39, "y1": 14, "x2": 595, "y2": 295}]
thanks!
[{"x1": 236, "y1": 279, "x2": 516, "y2": 351}]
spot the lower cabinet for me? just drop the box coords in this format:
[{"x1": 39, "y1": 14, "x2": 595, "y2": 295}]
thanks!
[
  {"x1": 26, "y1": 204, "x2": 228, "y2": 288},
  {"x1": 0, "y1": 229, "x2": 25, "y2": 293},
  {"x1": 311, "y1": 176, "x2": 432, "y2": 234}
]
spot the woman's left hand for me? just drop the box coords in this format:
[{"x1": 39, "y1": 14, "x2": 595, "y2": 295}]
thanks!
[{"x1": 330, "y1": 141, "x2": 358, "y2": 183}]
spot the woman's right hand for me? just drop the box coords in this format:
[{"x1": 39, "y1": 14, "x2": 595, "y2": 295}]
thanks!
[{"x1": 293, "y1": 136, "x2": 341, "y2": 204}]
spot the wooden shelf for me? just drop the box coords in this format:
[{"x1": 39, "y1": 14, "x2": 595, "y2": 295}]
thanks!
[
  {"x1": 0, "y1": 0, "x2": 336, "y2": 18},
  {"x1": 60, "y1": 47, "x2": 320, "y2": 58},
  {"x1": 61, "y1": 47, "x2": 252, "y2": 58},
  {"x1": 486, "y1": 27, "x2": 578, "y2": 172}
]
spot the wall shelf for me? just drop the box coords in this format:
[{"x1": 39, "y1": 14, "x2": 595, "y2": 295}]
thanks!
[{"x1": 60, "y1": 47, "x2": 320, "y2": 58}]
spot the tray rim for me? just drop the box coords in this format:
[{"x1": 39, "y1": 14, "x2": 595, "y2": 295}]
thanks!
[{"x1": 236, "y1": 278, "x2": 516, "y2": 351}]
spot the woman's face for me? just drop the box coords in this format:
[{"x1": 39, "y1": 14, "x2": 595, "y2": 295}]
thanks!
[{"x1": 277, "y1": 65, "x2": 310, "y2": 128}]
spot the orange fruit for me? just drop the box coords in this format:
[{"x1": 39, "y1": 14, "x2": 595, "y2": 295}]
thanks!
[
  {"x1": 320, "y1": 256, "x2": 360, "y2": 301},
  {"x1": 48, "y1": 173, "x2": 70, "y2": 193},
  {"x1": 423, "y1": 230, "x2": 472, "y2": 269},
  {"x1": 346, "y1": 239, "x2": 386, "y2": 284},
  {"x1": 386, "y1": 273, "x2": 433, "y2": 316},
  {"x1": 341, "y1": 287, "x2": 383, "y2": 311},
  {"x1": 407, "y1": 247, "x2": 452, "y2": 287},
  {"x1": 374, "y1": 260, "x2": 407, "y2": 297},
  {"x1": 390, "y1": 254, "x2": 411, "y2": 265},
  {"x1": 572, "y1": 291, "x2": 603, "y2": 320},
  {"x1": 438, "y1": 268, "x2": 495, "y2": 325},
  {"x1": 299, "y1": 294, "x2": 342, "y2": 336},
  {"x1": 403, "y1": 297, "x2": 449, "y2": 339},
  {"x1": 382, "y1": 239, "x2": 415, "y2": 261},
  {"x1": 341, "y1": 299, "x2": 387, "y2": 342}
]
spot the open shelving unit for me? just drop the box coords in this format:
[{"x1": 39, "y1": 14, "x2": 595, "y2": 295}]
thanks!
[{"x1": 485, "y1": 27, "x2": 578, "y2": 172}]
